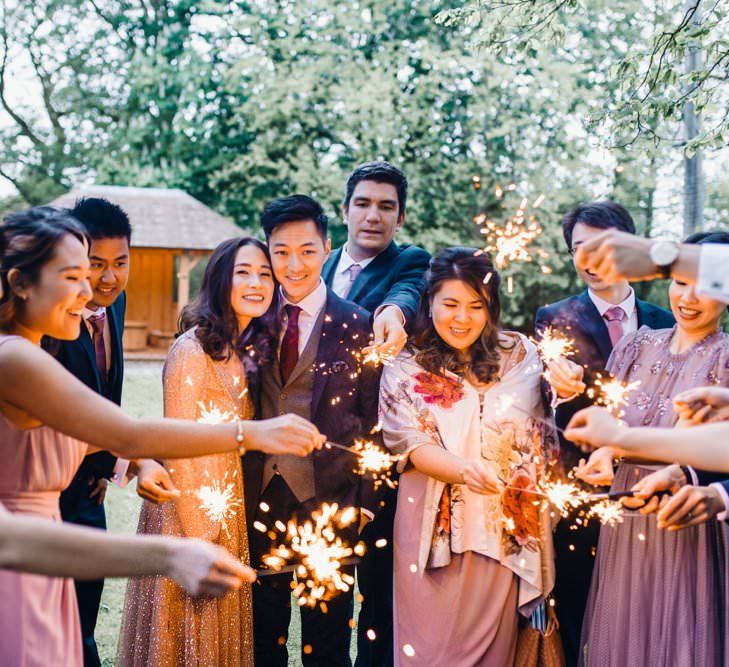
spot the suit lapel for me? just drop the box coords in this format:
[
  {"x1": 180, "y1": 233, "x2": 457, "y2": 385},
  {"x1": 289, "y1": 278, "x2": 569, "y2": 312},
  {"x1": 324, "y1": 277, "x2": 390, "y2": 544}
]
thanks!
[
  {"x1": 77, "y1": 324, "x2": 103, "y2": 394},
  {"x1": 283, "y1": 308, "x2": 325, "y2": 388},
  {"x1": 322, "y1": 248, "x2": 341, "y2": 288},
  {"x1": 311, "y1": 293, "x2": 342, "y2": 419},
  {"x1": 576, "y1": 291, "x2": 613, "y2": 362},
  {"x1": 107, "y1": 301, "x2": 124, "y2": 398},
  {"x1": 345, "y1": 241, "x2": 399, "y2": 303},
  {"x1": 636, "y1": 300, "x2": 657, "y2": 328}
]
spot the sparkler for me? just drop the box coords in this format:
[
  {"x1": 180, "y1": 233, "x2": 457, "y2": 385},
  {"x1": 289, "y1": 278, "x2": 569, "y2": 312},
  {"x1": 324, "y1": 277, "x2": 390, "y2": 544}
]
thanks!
[
  {"x1": 359, "y1": 347, "x2": 396, "y2": 368},
  {"x1": 193, "y1": 471, "x2": 243, "y2": 538},
  {"x1": 324, "y1": 440, "x2": 402, "y2": 490},
  {"x1": 534, "y1": 327, "x2": 576, "y2": 364},
  {"x1": 259, "y1": 503, "x2": 363, "y2": 608},
  {"x1": 587, "y1": 374, "x2": 641, "y2": 417},
  {"x1": 587, "y1": 500, "x2": 624, "y2": 527}
]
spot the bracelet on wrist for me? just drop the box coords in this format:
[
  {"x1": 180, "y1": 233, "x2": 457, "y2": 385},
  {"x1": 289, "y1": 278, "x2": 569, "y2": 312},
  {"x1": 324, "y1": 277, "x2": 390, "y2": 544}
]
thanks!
[{"x1": 236, "y1": 420, "x2": 246, "y2": 457}]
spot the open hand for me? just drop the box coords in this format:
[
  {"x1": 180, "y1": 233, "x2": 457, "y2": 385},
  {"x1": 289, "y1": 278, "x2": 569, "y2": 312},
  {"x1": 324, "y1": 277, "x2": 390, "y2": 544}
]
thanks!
[
  {"x1": 656, "y1": 484, "x2": 725, "y2": 531},
  {"x1": 674, "y1": 386, "x2": 729, "y2": 425},
  {"x1": 88, "y1": 477, "x2": 108, "y2": 506}
]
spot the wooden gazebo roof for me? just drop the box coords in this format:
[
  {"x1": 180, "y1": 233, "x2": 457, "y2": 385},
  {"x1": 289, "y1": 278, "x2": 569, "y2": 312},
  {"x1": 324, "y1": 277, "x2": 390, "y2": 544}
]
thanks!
[{"x1": 51, "y1": 185, "x2": 242, "y2": 250}]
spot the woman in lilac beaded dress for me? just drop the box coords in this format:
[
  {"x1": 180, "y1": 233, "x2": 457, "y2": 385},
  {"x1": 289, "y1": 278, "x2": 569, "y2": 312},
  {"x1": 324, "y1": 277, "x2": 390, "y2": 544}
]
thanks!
[{"x1": 575, "y1": 232, "x2": 729, "y2": 667}]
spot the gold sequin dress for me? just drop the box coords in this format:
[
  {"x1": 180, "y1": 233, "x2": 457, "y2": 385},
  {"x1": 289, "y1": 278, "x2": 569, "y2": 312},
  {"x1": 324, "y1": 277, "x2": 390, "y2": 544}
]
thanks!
[{"x1": 116, "y1": 330, "x2": 254, "y2": 666}]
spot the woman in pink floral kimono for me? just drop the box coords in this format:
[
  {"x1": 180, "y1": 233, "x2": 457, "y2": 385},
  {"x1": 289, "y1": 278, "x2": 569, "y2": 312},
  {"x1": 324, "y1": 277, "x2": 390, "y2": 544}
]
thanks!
[{"x1": 380, "y1": 247, "x2": 555, "y2": 666}]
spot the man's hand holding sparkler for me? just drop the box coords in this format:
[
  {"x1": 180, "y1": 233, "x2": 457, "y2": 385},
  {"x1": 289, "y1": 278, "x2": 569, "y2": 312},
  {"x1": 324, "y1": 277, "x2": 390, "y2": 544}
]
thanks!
[
  {"x1": 459, "y1": 461, "x2": 503, "y2": 495},
  {"x1": 134, "y1": 459, "x2": 180, "y2": 504},
  {"x1": 369, "y1": 305, "x2": 408, "y2": 360}
]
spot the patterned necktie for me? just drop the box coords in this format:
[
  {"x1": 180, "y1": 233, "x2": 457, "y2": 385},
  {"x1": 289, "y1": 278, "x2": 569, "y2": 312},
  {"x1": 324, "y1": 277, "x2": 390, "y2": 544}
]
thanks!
[
  {"x1": 603, "y1": 306, "x2": 627, "y2": 347},
  {"x1": 87, "y1": 311, "x2": 108, "y2": 388},
  {"x1": 280, "y1": 304, "x2": 301, "y2": 384},
  {"x1": 345, "y1": 263, "x2": 362, "y2": 297}
]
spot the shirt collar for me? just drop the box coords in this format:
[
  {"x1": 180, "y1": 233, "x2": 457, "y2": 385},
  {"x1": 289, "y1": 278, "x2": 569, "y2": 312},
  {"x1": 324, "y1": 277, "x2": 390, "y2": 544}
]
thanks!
[
  {"x1": 588, "y1": 287, "x2": 636, "y2": 318},
  {"x1": 83, "y1": 305, "x2": 107, "y2": 321},
  {"x1": 335, "y1": 245, "x2": 376, "y2": 275},
  {"x1": 280, "y1": 279, "x2": 327, "y2": 318}
]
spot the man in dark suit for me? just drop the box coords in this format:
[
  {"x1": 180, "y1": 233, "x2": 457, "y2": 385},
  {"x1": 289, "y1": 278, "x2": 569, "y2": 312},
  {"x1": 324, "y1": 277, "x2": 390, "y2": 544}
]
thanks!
[
  {"x1": 48, "y1": 198, "x2": 177, "y2": 667},
  {"x1": 244, "y1": 195, "x2": 382, "y2": 666},
  {"x1": 534, "y1": 201, "x2": 675, "y2": 667},
  {"x1": 322, "y1": 162, "x2": 429, "y2": 667}
]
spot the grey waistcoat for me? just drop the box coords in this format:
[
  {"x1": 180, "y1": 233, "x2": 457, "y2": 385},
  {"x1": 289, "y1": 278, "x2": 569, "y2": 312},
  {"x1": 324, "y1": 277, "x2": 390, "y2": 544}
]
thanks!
[{"x1": 259, "y1": 308, "x2": 325, "y2": 502}]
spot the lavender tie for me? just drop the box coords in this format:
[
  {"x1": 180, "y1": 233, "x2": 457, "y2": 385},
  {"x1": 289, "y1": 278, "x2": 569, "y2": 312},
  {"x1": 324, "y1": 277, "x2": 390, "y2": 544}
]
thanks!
[
  {"x1": 88, "y1": 312, "x2": 108, "y2": 388},
  {"x1": 346, "y1": 263, "x2": 362, "y2": 297},
  {"x1": 603, "y1": 306, "x2": 627, "y2": 347}
]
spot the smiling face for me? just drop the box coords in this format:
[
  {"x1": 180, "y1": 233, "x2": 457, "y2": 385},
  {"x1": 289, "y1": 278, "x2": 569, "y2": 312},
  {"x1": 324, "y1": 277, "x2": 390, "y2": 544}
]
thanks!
[
  {"x1": 431, "y1": 279, "x2": 489, "y2": 352},
  {"x1": 343, "y1": 180, "x2": 404, "y2": 259},
  {"x1": 87, "y1": 236, "x2": 130, "y2": 308},
  {"x1": 669, "y1": 278, "x2": 725, "y2": 338},
  {"x1": 15, "y1": 233, "x2": 92, "y2": 341},
  {"x1": 268, "y1": 220, "x2": 330, "y2": 303},
  {"x1": 230, "y1": 243, "x2": 275, "y2": 328}
]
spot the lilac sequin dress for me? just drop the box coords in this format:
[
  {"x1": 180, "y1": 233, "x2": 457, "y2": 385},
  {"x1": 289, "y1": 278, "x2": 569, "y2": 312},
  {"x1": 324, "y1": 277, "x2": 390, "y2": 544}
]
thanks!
[{"x1": 580, "y1": 326, "x2": 729, "y2": 666}]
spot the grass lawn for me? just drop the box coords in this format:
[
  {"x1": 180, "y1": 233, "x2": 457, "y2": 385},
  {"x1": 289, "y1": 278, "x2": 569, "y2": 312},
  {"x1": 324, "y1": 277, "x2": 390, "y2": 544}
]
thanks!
[{"x1": 96, "y1": 361, "x2": 358, "y2": 665}]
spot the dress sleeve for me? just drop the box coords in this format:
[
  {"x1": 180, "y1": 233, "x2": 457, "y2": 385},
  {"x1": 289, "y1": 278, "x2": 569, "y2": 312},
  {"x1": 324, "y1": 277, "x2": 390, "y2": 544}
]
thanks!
[
  {"x1": 162, "y1": 334, "x2": 221, "y2": 543},
  {"x1": 379, "y1": 357, "x2": 441, "y2": 472},
  {"x1": 605, "y1": 328, "x2": 642, "y2": 379}
]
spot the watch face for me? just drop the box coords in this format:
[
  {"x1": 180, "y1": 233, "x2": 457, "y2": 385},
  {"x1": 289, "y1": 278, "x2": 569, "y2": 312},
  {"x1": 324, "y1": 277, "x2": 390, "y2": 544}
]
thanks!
[{"x1": 651, "y1": 241, "x2": 679, "y2": 266}]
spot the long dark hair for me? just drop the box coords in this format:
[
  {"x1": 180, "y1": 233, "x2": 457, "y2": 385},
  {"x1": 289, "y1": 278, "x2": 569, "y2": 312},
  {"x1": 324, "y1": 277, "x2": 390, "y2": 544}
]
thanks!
[
  {"x1": 410, "y1": 247, "x2": 509, "y2": 384},
  {"x1": 179, "y1": 237, "x2": 277, "y2": 369},
  {"x1": 0, "y1": 206, "x2": 88, "y2": 330}
]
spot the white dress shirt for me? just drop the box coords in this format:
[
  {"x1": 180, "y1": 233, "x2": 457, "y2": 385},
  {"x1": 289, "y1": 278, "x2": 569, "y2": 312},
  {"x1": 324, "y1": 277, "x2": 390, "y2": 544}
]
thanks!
[
  {"x1": 588, "y1": 287, "x2": 638, "y2": 338},
  {"x1": 698, "y1": 244, "x2": 729, "y2": 304},
  {"x1": 331, "y1": 245, "x2": 376, "y2": 298},
  {"x1": 280, "y1": 280, "x2": 328, "y2": 354}
]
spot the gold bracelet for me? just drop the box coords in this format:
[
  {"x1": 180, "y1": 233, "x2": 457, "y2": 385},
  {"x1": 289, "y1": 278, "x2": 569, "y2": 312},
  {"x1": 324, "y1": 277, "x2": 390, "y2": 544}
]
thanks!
[{"x1": 236, "y1": 420, "x2": 246, "y2": 457}]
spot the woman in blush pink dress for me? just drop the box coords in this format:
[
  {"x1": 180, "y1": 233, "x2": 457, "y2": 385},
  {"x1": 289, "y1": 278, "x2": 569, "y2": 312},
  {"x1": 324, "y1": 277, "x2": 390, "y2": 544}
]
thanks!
[
  {"x1": 117, "y1": 238, "x2": 277, "y2": 666},
  {"x1": 380, "y1": 248, "x2": 555, "y2": 666},
  {"x1": 0, "y1": 210, "x2": 321, "y2": 666}
]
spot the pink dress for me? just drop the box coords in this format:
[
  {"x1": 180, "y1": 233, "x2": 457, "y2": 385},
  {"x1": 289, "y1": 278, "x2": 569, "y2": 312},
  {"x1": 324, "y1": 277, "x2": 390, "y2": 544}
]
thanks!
[{"x1": 0, "y1": 335, "x2": 86, "y2": 666}]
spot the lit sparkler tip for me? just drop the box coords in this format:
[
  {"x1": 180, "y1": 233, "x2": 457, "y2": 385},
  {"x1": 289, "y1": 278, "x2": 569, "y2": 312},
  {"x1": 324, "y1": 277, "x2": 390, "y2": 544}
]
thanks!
[
  {"x1": 535, "y1": 327, "x2": 576, "y2": 364},
  {"x1": 589, "y1": 500, "x2": 624, "y2": 527}
]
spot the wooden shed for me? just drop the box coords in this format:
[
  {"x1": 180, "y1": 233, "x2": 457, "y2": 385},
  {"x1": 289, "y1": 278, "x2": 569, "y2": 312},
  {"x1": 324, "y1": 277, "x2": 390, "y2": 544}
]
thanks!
[{"x1": 51, "y1": 185, "x2": 243, "y2": 353}]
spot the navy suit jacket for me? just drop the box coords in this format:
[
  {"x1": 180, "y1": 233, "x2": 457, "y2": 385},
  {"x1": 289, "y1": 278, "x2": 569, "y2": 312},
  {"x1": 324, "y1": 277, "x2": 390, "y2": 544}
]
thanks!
[
  {"x1": 322, "y1": 241, "x2": 430, "y2": 325},
  {"x1": 243, "y1": 289, "x2": 382, "y2": 525},
  {"x1": 535, "y1": 289, "x2": 675, "y2": 471},
  {"x1": 44, "y1": 293, "x2": 126, "y2": 515}
]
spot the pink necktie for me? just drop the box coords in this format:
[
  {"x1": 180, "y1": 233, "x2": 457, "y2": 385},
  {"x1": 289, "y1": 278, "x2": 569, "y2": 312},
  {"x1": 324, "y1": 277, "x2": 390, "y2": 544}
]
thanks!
[
  {"x1": 88, "y1": 312, "x2": 108, "y2": 387},
  {"x1": 603, "y1": 306, "x2": 627, "y2": 347},
  {"x1": 346, "y1": 263, "x2": 362, "y2": 297}
]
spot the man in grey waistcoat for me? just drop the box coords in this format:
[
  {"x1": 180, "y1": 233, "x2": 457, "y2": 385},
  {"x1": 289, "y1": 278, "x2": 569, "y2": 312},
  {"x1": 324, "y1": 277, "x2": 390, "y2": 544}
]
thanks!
[{"x1": 244, "y1": 195, "x2": 382, "y2": 667}]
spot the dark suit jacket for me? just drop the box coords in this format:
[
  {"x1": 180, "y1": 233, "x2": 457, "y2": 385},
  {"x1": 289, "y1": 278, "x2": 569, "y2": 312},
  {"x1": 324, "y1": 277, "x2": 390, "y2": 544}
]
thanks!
[
  {"x1": 535, "y1": 289, "x2": 675, "y2": 471},
  {"x1": 244, "y1": 289, "x2": 382, "y2": 524},
  {"x1": 322, "y1": 241, "x2": 430, "y2": 326},
  {"x1": 44, "y1": 293, "x2": 126, "y2": 521}
]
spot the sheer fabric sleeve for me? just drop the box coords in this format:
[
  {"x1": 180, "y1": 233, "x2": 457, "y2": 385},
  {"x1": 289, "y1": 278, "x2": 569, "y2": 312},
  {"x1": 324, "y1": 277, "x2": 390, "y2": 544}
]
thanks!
[
  {"x1": 379, "y1": 356, "x2": 441, "y2": 472},
  {"x1": 162, "y1": 333, "x2": 221, "y2": 542}
]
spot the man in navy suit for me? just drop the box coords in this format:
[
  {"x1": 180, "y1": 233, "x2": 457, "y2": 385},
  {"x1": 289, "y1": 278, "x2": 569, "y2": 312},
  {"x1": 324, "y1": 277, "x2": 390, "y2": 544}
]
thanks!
[
  {"x1": 534, "y1": 201, "x2": 675, "y2": 667},
  {"x1": 322, "y1": 162, "x2": 429, "y2": 667},
  {"x1": 244, "y1": 195, "x2": 382, "y2": 666},
  {"x1": 48, "y1": 198, "x2": 176, "y2": 667}
]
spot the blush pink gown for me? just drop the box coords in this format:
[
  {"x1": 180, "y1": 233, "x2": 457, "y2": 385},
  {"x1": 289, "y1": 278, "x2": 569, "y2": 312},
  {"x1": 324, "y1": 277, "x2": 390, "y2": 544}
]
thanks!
[{"x1": 0, "y1": 335, "x2": 86, "y2": 666}]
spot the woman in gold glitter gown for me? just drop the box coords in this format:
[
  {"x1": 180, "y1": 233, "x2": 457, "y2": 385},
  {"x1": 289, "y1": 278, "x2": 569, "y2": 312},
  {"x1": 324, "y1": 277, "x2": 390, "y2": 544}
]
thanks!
[{"x1": 117, "y1": 238, "x2": 279, "y2": 666}]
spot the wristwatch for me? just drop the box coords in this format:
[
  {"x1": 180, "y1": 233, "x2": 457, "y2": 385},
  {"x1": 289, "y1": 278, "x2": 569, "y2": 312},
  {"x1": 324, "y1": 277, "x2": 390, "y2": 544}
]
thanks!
[{"x1": 649, "y1": 239, "x2": 680, "y2": 279}]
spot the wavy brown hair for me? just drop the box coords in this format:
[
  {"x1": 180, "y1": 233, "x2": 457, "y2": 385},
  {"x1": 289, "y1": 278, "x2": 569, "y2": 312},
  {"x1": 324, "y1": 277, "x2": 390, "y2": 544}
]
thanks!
[
  {"x1": 409, "y1": 247, "x2": 510, "y2": 385},
  {"x1": 179, "y1": 237, "x2": 278, "y2": 372}
]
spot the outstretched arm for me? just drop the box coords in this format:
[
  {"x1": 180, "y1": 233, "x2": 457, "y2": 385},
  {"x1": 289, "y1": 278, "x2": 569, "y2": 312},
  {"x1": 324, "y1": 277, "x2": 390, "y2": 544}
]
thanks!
[
  {"x1": 0, "y1": 338, "x2": 322, "y2": 460},
  {"x1": 0, "y1": 504, "x2": 253, "y2": 597}
]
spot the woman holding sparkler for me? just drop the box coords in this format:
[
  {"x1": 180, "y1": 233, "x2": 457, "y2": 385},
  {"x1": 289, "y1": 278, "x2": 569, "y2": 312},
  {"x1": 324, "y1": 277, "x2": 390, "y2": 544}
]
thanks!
[
  {"x1": 380, "y1": 247, "x2": 555, "y2": 666},
  {"x1": 552, "y1": 231, "x2": 729, "y2": 667},
  {"x1": 0, "y1": 210, "x2": 322, "y2": 667},
  {"x1": 117, "y1": 237, "x2": 281, "y2": 666}
]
